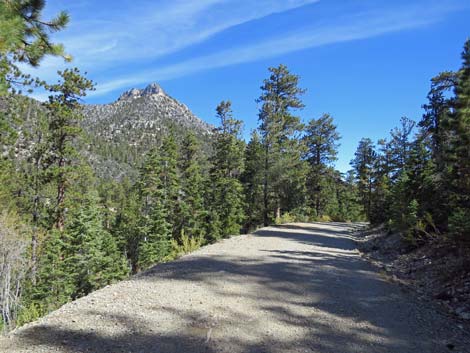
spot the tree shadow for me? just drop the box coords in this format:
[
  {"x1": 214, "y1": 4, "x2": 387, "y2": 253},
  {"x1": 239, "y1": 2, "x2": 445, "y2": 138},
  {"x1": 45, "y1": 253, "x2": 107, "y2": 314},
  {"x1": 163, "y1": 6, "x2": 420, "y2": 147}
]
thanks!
[
  {"x1": 255, "y1": 225, "x2": 358, "y2": 251},
  {"x1": 4, "y1": 223, "x2": 470, "y2": 353}
]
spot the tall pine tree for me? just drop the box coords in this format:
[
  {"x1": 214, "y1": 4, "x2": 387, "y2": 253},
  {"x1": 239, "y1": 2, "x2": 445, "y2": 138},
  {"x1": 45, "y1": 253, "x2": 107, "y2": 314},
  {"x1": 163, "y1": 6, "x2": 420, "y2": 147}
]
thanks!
[
  {"x1": 303, "y1": 113, "x2": 340, "y2": 217},
  {"x1": 210, "y1": 101, "x2": 245, "y2": 238},
  {"x1": 241, "y1": 131, "x2": 264, "y2": 231},
  {"x1": 257, "y1": 64, "x2": 306, "y2": 224}
]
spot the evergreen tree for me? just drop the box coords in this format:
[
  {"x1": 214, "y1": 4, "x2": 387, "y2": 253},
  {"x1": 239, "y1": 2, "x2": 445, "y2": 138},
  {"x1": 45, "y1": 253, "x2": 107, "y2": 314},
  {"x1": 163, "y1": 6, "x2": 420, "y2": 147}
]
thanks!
[
  {"x1": 113, "y1": 185, "x2": 142, "y2": 274},
  {"x1": 303, "y1": 113, "x2": 341, "y2": 217},
  {"x1": 44, "y1": 68, "x2": 94, "y2": 231},
  {"x1": 65, "y1": 191, "x2": 128, "y2": 298},
  {"x1": 448, "y1": 39, "x2": 470, "y2": 240},
  {"x1": 420, "y1": 71, "x2": 457, "y2": 170},
  {"x1": 177, "y1": 133, "x2": 206, "y2": 241},
  {"x1": 137, "y1": 149, "x2": 172, "y2": 270},
  {"x1": 210, "y1": 101, "x2": 245, "y2": 238},
  {"x1": 30, "y1": 228, "x2": 75, "y2": 314},
  {"x1": 337, "y1": 170, "x2": 364, "y2": 222},
  {"x1": 159, "y1": 132, "x2": 180, "y2": 236},
  {"x1": 257, "y1": 64, "x2": 306, "y2": 224},
  {"x1": 22, "y1": 105, "x2": 50, "y2": 281},
  {"x1": 388, "y1": 117, "x2": 416, "y2": 179},
  {"x1": 0, "y1": 0, "x2": 70, "y2": 93},
  {"x1": 241, "y1": 131, "x2": 264, "y2": 231},
  {"x1": 418, "y1": 72, "x2": 457, "y2": 229},
  {"x1": 351, "y1": 138, "x2": 376, "y2": 219}
]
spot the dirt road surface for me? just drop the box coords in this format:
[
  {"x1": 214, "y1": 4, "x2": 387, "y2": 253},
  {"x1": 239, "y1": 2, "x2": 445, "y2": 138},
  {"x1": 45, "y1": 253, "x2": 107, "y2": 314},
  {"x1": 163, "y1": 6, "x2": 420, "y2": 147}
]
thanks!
[{"x1": 1, "y1": 222, "x2": 469, "y2": 353}]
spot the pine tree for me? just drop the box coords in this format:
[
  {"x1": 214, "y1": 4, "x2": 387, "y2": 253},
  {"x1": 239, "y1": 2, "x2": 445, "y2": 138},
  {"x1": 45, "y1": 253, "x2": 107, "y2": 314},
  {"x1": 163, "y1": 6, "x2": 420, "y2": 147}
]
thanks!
[
  {"x1": 448, "y1": 39, "x2": 470, "y2": 240},
  {"x1": 22, "y1": 106, "x2": 50, "y2": 282},
  {"x1": 210, "y1": 101, "x2": 245, "y2": 238},
  {"x1": 31, "y1": 228, "x2": 75, "y2": 314},
  {"x1": 367, "y1": 138, "x2": 393, "y2": 224},
  {"x1": 257, "y1": 64, "x2": 306, "y2": 224},
  {"x1": 113, "y1": 185, "x2": 142, "y2": 274},
  {"x1": 418, "y1": 72, "x2": 457, "y2": 229},
  {"x1": 303, "y1": 113, "x2": 340, "y2": 217},
  {"x1": 420, "y1": 71, "x2": 457, "y2": 170},
  {"x1": 44, "y1": 68, "x2": 94, "y2": 231},
  {"x1": 177, "y1": 133, "x2": 206, "y2": 241},
  {"x1": 337, "y1": 170, "x2": 363, "y2": 222},
  {"x1": 65, "y1": 191, "x2": 128, "y2": 298},
  {"x1": 241, "y1": 131, "x2": 264, "y2": 231},
  {"x1": 159, "y1": 132, "x2": 180, "y2": 236},
  {"x1": 0, "y1": 0, "x2": 70, "y2": 93},
  {"x1": 351, "y1": 138, "x2": 376, "y2": 219},
  {"x1": 388, "y1": 117, "x2": 416, "y2": 179},
  {"x1": 137, "y1": 149, "x2": 172, "y2": 270}
]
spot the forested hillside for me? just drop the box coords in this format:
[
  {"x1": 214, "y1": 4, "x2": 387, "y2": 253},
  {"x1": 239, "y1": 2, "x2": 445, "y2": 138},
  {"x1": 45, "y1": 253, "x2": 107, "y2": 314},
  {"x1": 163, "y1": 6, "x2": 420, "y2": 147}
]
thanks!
[{"x1": 0, "y1": 0, "x2": 469, "y2": 334}]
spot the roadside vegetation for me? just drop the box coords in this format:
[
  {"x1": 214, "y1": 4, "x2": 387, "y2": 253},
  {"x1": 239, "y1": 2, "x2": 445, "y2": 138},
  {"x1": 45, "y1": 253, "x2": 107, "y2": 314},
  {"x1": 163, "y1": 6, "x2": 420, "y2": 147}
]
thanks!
[{"x1": 0, "y1": 0, "x2": 469, "y2": 332}]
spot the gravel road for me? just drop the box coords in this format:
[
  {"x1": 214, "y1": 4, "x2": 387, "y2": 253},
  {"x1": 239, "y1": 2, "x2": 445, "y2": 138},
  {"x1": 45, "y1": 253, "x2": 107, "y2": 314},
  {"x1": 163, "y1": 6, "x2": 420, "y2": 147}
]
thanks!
[{"x1": 1, "y1": 222, "x2": 470, "y2": 353}]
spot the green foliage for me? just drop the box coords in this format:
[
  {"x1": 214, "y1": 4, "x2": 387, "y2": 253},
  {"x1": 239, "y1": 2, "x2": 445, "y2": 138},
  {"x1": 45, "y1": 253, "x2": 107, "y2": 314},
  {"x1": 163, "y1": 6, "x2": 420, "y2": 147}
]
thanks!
[
  {"x1": 0, "y1": 0, "x2": 70, "y2": 65},
  {"x1": 170, "y1": 230, "x2": 204, "y2": 258},
  {"x1": 351, "y1": 138, "x2": 376, "y2": 219},
  {"x1": 204, "y1": 208, "x2": 222, "y2": 243},
  {"x1": 449, "y1": 40, "x2": 470, "y2": 225},
  {"x1": 135, "y1": 148, "x2": 173, "y2": 270},
  {"x1": 44, "y1": 68, "x2": 95, "y2": 230},
  {"x1": 349, "y1": 40, "x2": 470, "y2": 245},
  {"x1": 275, "y1": 212, "x2": 297, "y2": 225},
  {"x1": 159, "y1": 132, "x2": 181, "y2": 235},
  {"x1": 112, "y1": 185, "x2": 142, "y2": 273},
  {"x1": 210, "y1": 101, "x2": 245, "y2": 238},
  {"x1": 0, "y1": 0, "x2": 70, "y2": 94},
  {"x1": 241, "y1": 131, "x2": 265, "y2": 231},
  {"x1": 30, "y1": 228, "x2": 75, "y2": 313},
  {"x1": 448, "y1": 208, "x2": 470, "y2": 242},
  {"x1": 275, "y1": 208, "x2": 311, "y2": 224},
  {"x1": 15, "y1": 302, "x2": 41, "y2": 327},
  {"x1": 177, "y1": 132, "x2": 207, "y2": 240},
  {"x1": 303, "y1": 114, "x2": 341, "y2": 217},
  {"x1": 66, "y1": 192, "x2": 129, "y2": 297},
  {"x1": 257, "y1": 64, "x2": 306, "y2": 225}
]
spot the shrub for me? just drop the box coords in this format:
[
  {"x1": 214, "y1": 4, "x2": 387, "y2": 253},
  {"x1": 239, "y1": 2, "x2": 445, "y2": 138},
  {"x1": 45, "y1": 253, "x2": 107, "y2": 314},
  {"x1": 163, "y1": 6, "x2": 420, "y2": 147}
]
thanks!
[
  {"x1": 169, "y1": 230, "x2": 204, "y2": 258},
  {"x1": 448, "y1": 208, "x2": 470, "y2": 242},
  {"x1": 275, "y1": 212, "x2": 297, "y2": 225},
  {"x1": 316, "y1": 215, "x2": 332, "y2": 222}
]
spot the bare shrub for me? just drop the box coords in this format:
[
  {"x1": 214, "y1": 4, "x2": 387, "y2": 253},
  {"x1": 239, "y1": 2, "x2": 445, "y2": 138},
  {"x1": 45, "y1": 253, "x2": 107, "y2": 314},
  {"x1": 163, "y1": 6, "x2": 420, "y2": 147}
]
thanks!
[{"x1": 0, "y1": 212, "x2": 29, "y2": 330}]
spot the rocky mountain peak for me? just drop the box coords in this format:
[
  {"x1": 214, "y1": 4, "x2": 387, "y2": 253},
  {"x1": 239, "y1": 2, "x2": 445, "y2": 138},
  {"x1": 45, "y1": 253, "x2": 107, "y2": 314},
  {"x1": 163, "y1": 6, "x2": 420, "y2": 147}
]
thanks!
[
  {"x1": 82, "y1": 82, "x2": 213, "y2": 179},
  {"x1": 118, "y1": 82, "x2": 165, "y2": 101},
  {"x1": 143, "y1": 83, "x2": 164, "y2": 96}
]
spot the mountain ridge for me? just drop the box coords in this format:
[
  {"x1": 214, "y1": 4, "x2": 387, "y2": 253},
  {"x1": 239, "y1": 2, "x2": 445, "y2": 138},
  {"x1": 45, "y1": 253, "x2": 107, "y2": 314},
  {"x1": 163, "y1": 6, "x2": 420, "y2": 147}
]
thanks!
[{"x1": 82, "y1": 82, "x2": 214, "y2": 179}]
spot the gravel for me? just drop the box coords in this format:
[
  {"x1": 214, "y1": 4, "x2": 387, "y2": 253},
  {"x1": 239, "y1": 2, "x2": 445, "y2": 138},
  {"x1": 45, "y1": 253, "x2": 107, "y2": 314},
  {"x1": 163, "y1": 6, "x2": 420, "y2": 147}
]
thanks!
[{"x1": 1, "y1": 222, "x2": 470, "y2": 353}]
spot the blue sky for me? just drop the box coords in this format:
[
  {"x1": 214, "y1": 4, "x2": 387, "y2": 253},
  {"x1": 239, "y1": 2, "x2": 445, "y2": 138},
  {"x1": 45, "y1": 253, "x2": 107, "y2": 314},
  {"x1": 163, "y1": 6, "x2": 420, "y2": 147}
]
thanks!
[{"x1": 27, "y1": 0, "x2": 470, "y2": 172}]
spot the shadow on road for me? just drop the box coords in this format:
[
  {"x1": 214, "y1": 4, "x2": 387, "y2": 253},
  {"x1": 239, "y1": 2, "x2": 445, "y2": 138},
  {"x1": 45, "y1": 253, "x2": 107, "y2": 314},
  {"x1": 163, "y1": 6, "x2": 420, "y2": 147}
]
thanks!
[
  {"x1": 255, "y1": 224, "x2": 357, "y2": 251},
  {"x1": 9, "y1": 222, "x2": 470, "y2": 353}
]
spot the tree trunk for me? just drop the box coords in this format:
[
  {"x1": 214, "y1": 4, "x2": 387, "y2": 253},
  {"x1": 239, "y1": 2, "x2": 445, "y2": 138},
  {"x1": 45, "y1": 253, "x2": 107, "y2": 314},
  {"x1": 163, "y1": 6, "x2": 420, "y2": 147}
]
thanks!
[{"x1": 263, "y1": 144, "x2": 270, "y2": 226}]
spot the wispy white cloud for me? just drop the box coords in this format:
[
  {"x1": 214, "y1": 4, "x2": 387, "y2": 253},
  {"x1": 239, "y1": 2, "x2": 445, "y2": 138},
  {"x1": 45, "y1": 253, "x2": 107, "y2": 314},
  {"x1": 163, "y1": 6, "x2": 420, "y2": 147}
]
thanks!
[
  {"x1": 91, "y1": 0, "x2": 464, "y2": 97},
  {"x1": 23, "y1": 0, "x2": 319, "y2": 85},
  {"x1": 42, "y1": 0, "x2": 319, "y2": 67},
  {"x1": 23, "y1": 0, "x2": 467, "y2": 100}
]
